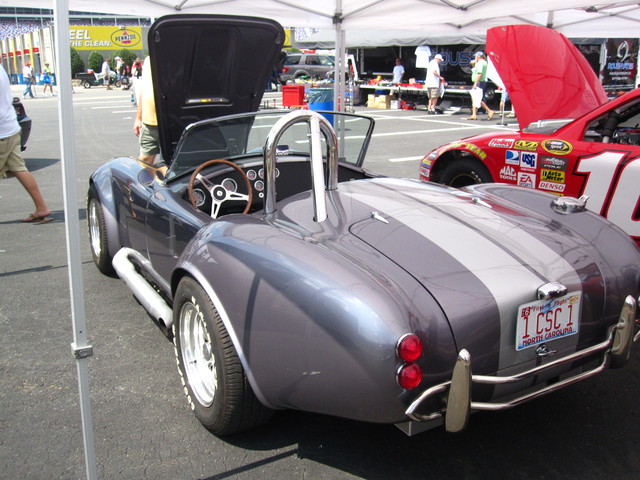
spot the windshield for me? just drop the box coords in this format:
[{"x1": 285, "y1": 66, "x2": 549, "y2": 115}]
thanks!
[{"x1": 166, "y1": 110, "x2": 373, "y2": 180}]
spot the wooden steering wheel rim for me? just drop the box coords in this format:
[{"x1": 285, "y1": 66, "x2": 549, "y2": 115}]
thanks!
[{"x1": 188, "y1": 159, "x2": 253, "y2": 215}]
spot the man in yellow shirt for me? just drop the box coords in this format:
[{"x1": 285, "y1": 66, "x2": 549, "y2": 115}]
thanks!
[{"x1": 133, "y1": 56, "x2": 159, "y2": 164}]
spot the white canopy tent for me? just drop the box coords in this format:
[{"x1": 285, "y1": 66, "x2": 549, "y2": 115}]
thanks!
[{"x1": 5, "y1": 1, "x2": 640, "y2": 478}]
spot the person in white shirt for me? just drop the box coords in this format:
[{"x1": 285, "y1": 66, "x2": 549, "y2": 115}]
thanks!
[
  {"x1": 425, "y1": 54, "x2": 445, "y2": 114},
  {"x1": 0, "y1": 65, "x2": 51, "y2": 222},
  {"x1": 392, "y1": 58, "x2": 405, "y2": 84}
]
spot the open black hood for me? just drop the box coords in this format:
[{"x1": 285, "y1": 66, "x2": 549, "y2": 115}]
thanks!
[{"x1": 148, "y1": 14, "x2": 284, "y2": 162}]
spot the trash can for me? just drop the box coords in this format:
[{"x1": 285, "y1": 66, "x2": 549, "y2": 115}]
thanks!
[{"x1": 308, "y1": 88, "x2": 334, "y2": 124}]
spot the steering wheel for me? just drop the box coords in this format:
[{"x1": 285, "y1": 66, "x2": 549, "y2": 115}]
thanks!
[{"x1": 188, "y1": 159, "x2": 253, "y2": 219}]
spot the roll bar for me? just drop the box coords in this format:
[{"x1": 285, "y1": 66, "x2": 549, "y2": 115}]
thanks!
[{"x1": 263, "y1": 110, "x2": 338, "y2": 222}]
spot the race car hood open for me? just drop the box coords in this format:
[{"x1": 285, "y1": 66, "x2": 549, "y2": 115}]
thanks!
[
  {"x1": 148, "y1": 14, "x2": 285, "y2": 162},
  {"x1": 486, "y1": 25, "x2": 608, "y2": 131}
]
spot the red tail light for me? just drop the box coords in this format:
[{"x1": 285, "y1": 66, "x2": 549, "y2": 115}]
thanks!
[
  {"x1": 397, "y1": 363, "x2": 423, "y2": 389},
  {"x1": 397, "y1": 334, "x2": 423, "y2": 362},
  {"x1": 282, "y1": 66, "x2": 289, "y2": 73}
]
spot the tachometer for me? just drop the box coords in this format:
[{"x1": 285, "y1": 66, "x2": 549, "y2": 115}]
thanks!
[{"x1": 221, "y1": 178, "x2": 237, "y2": 192}]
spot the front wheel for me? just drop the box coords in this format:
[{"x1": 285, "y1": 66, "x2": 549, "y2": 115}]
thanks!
[
  {"x1": 173, "y1": 276, "x2": 273, "y2": 435},
  {"x1": 439, "y1": 158, "x2": 493, "y2": 188},
  {"x1": 87, "y1": 186, "x2": 115, "y2": 275}
]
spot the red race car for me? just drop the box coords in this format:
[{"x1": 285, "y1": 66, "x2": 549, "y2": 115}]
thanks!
[{"x1": 419, "y1": 25, "x2": 640, "y2": 247}]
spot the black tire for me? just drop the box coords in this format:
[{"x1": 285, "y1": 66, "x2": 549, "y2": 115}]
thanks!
[
  {"x1": 87, "y1": 186, "x2": 115, "y2": 275},
  {"x1": 440, "y1": 158, "x2": 493, "y2": 188},
  {"x1": 82, "y1": 80, "x2": 91, "y2": 89},
  {"x1": 173, "y1": 276, "x2": 273, "y2": 435}
]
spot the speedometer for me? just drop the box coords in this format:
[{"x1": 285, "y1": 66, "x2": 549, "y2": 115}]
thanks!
[{"x1": 221, "y1": 178, "x2": 237, "y2": 192}]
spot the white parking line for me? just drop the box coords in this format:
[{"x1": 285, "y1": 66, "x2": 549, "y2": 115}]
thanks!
[{"x1": 389, "y1": 156, "x2": 424, "y2": 162}]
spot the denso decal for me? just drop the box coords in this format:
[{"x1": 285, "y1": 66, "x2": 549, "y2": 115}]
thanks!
[
  {"x1": 505, "y1": 150, "x2": 520, "y2": 165},
  {"x1": 540, "y1": 156, "x2": 568, "y2": 171},
  {"x1": 499, "y1": 166, "x2": 517, "y2": 181},
  {"x1": 514, "y1": 140, "x2": 539, "y2": 151},
  {"x1": 540, "y1": 169, "x2": 565, "y2": 183},
  {"x1": 542, "y1": 139, "x2": 573, "y2": 155},
  {"x1": 520, "y1": 152, "x2": 538, "y2": 170},
  {"x1": 489, "y1": 138, "x2": 515, "y2": 148},
  {"x1": 517, "y1": 172, "x2": 536, "y2": 188},
  {"x1": 539, "y1": 181, "x2": 566, "y2": 193}
]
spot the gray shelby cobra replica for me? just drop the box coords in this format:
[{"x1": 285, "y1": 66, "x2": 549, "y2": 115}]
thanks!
[{"x1": 88, "y1": 15, "x2": 640, "y2": 436}]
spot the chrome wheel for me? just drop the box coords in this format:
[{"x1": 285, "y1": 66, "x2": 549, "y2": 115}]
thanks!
[
  {"x1": 179, "y1": 299, "x2": 218, "y2": 407},
  {"x1": 88, "y1": 199, "x2": 102, "y2": 259}
]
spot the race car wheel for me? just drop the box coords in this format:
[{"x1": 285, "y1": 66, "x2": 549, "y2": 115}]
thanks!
[
  {"x1": 440, "y1": 158, "x2": 493, "y2": 188},
  {"x1": 173, "y1": 276, "x2": 273, "y2": 435},
  {"x1": 87, "y1": 186, "x2": 115, "y2": 275}
]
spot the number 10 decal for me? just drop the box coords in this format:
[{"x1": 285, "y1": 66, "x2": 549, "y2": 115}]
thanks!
[{"x1": 576, "y1": 151, "x2": 640, "y2": 241}]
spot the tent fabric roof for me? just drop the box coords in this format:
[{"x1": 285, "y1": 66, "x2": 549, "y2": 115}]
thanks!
[{"x1": 6, "y1": 1, "x2": 639, "y2": 35}]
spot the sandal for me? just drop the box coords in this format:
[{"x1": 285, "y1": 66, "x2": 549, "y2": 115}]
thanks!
[
  {"x1": 487, "y1": 111, "x2": 495, "y2": 120},
  {"x1": 466, "y1": 116, "x2": 477, "y2": 120}
]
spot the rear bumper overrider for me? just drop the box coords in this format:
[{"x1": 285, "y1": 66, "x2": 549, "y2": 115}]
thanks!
[{"x1": 403, "y1": 295, "x2": 638, "y2": 434}]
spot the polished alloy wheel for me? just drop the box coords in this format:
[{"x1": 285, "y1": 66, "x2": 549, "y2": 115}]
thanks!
[{"x1": 179, "y1": 301, "x2": 217, "y2": 407}]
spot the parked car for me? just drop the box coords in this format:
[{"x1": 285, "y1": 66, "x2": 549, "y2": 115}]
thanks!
[
  {"x1": 280, "y1": 52, "x2": 335, "y2": 83},
  {"x1": 89, "y1": 15, "x2": 640, "y2": 437},
  {"x1": 419, "y1": 25, "x2": 640, "y2": 248}
]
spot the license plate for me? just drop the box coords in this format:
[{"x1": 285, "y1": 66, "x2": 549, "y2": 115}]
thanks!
[{"x1": 515, "y1": 292, "x2": 581, "y2": 351}]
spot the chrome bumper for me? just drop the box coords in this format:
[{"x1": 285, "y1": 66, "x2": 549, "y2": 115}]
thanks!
[{"x1": 406, "y1": 295, "x2": 638, "y2": 433}]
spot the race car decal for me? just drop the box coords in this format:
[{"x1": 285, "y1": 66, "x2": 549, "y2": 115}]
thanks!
[
  {"x1": 540, "y1": 156, "x2": 568, "y2": 171},
  {"x1": 489, "y1": 138, "x2": 515, "y2": 148},
  {"x1": 514, "y1": 140, "x2": 539, "y2": 151},
  {"x1": 575, "y1": 150, "x2": 640, "y2": 243},
  {"x1": 538, "y1": 181, "x2": 565, "y2": 193},
  {"x1": 438, "y1": 142, "x2": 487, "y2": 160},
  {"x1": 505, "y1": 150, "x2": 520, "y2": 165},
  {"x1": 519, "y1": 152, "x2": 538, "y2": 170},
  {"x1": 499, "y1": 166, "x2": 517, "y2": 181},
  {"x1": 517, "y1": 172, "x2": 536, "y2": 188},
  {"x1": 542, "y1": 139, "x2": 573, "y2": 155},
  {"x1": 540, "y1": 169, "x2": 565, "y2": 183}
]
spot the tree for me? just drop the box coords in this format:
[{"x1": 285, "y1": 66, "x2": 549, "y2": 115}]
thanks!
[
  {"x1": 70, "y1": 47, "x2": 84, "y2": 78},
  {"x1": 87, "y1": 51, "x2": 104, "y2": 73}
]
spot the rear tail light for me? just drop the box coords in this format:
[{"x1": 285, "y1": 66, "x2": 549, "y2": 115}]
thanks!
[
  {"x1": 282, "y1": 66, "x2": 289, "y2": 73},
  {"x1": 397, "y1": 363, "x2": 422, "y2": 389},
  {"x1": 396, "y1": 334, "x2": 423, "y2": 389},
  {"x1": 397, "y1": 334, "x2": 423, "y2": 362}
]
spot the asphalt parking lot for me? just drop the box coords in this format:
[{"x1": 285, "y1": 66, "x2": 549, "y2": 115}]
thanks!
[{"x1": 1, "y1": 84, "x2": 639, "y2": 479}]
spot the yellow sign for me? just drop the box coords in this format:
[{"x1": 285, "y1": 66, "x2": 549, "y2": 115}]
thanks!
[{"x1": 69, "y1": 27, "x2": 143, "y2": 50}]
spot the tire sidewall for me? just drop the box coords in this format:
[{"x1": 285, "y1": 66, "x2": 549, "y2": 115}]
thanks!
[
  {"x1": 173, "y1": 278, "x2": 226, "y2": 430},
  {"x1": 441, "y1": 158, "x2": 492, "y2": 187},
  {"x1": 87, "y1": 189, "x2": 114, "y2": 275}
]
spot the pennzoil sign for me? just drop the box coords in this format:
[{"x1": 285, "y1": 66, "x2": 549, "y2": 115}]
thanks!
[{"x1": 69, "y1": 27, "x2": 142, "y2": 50}]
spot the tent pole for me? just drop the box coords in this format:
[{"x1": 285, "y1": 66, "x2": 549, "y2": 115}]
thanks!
[{"x1": 53, "y1": 0, "x2": 98, "y2": 478}]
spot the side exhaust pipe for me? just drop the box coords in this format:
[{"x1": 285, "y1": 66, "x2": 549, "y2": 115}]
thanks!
[{"x1": 112, "y1": 248, "x2": 173, "y2": 329}]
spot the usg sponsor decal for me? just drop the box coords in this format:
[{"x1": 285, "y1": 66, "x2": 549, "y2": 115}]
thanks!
[
  {"x1": 539, "y1": 181, "x2": 566, "y2": 193},
  {"x1": 514, "y1": 140, "x2": 539, "y2": 151},
  {"x1": 542, "y1": 139, "x2": 573, "y2": 155},
  {"x1": 505, "y1": 150, "x2": 520, "y2": 165},
  {"x1": 540, "y1": 169, "x2": 565, "y2": 183},
  {"x1": 517, "y1": 172, "x2": 536, "y2": 188},
  {"x1": 520, "y1": 152, "x2": 538, "y2": 170},
  {"x1": 499, "y1": 166, "x2": 517, "y2": 181},
  {"x1": 489, "y1": 138, "x2": 515, "y2": 148},
  {"x1": 540, "y1": 155, "x2": 568, "y2": 171}
]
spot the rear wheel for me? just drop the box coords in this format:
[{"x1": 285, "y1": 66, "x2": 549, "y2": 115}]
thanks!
[
  {"x1": 173, "y1": 276, "x2": 273, "y2": 435},
  {"x1": 82, "y1": 80, "x2": 92, "y2": 89},
  {"x1": 87, "y1": 186, "x2": 115, "y2": 275},
  {"x1": 440, "y1": 158, "x2": 493, "y2": 188}
]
